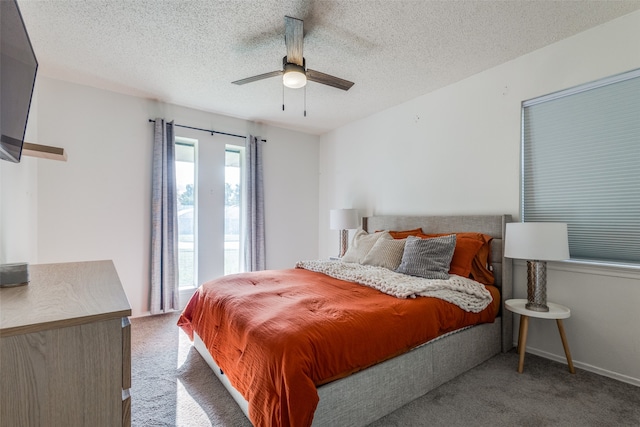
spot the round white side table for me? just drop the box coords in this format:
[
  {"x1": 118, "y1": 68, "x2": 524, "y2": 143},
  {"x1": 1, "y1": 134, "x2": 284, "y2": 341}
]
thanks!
[{"x1": 505, "y1": 299, "x2": 576, "y2": 374}]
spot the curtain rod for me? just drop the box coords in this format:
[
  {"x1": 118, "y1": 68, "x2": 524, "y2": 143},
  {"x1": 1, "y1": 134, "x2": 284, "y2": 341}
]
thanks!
[{"x1": 148, "y1": 119, "x2": 266, "y2": 142}]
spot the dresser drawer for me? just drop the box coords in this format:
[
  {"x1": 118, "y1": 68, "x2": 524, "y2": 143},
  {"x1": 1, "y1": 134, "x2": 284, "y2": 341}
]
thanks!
[
  {"x1": 122, "y1": 389, "x2": 131, "y2": 427},
  {"x1": 122, "y1": 317, "x2": 131, "y2": 389}
]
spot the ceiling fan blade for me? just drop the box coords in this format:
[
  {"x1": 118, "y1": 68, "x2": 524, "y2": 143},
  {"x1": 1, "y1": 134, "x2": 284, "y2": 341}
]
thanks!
[
  {"x1": 306, "y1": 69, "x2": 354, "y2": 91},
  {"x1": 232, "y1": 70, "x2": 282, "y2": 85},
  {"x1": 285, "y1": 16, "x2": 304, "y2": 66}
]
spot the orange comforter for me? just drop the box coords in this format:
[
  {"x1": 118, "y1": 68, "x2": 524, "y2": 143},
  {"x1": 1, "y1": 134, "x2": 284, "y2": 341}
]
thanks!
[{"x1": 178, "y1": 268, "x2": 500, "y2": 427}]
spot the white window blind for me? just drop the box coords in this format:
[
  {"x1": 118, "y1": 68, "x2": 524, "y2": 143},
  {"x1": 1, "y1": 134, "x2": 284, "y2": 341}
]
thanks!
[{"x1": 522, "y1": 69, "x2": 640, "y2": 264}]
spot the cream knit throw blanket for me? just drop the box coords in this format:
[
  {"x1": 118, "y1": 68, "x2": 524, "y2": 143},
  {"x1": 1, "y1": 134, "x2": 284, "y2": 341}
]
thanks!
[{"x1": 296, "y1": 260, "x2": 492, "y2": 313}]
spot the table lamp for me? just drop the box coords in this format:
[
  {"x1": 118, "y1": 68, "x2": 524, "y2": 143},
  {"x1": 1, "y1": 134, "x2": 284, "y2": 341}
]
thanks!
[
  {"x1": 504, "y1": 222, "x2": 570, "y2": 312},
  {"x1": 329, "y1": 209, "x2": 359, "y2": 258}
]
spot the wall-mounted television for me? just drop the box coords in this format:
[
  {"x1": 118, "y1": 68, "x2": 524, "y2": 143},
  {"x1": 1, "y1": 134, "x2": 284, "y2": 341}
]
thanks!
[{"x1": 1, "y1": 0, "x2": 38, "y2": 163}]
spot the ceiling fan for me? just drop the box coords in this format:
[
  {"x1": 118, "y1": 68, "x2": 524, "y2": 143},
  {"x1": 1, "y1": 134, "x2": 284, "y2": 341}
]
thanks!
[{"x1": 232, "y1": 16, "x2": 354, "y2": 91}]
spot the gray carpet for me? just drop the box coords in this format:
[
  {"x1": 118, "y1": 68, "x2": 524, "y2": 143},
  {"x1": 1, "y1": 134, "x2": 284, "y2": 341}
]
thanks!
[{"x1": 131, "y1": 313, "x2": 640, "y2": 426}]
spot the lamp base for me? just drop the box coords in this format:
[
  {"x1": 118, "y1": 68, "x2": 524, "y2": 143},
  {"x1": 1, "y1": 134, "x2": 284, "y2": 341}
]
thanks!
[
  {"x1": 526, "y1": 260, "x2": 549, "y2": 312},
  {"x1": 525, "y1": 302, "x2": 549, "y2": 312},
  {"x1": 338, "y1": 229, "x2": 349, "y2": 258}
]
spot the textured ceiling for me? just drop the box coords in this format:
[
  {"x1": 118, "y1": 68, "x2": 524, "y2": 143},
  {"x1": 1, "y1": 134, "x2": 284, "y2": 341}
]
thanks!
[{"x1": 17, "y1": 0, "x2": 640, "y2": 135}]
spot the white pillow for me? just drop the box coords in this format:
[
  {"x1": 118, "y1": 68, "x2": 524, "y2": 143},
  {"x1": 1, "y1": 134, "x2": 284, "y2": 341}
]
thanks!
[
  {"x1": 362, "y1": 238, "x2": 406, "y2": 270},
  {"x1": 341, "y1": 229, "x2": 390, "y2": 263}
]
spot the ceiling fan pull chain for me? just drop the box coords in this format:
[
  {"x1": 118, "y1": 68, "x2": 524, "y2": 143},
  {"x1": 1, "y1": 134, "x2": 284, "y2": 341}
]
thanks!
[
  {"x1": 282, "y1": 84, "x2": 285, "y2": 111},
  {"x1": 304, "y1": 85, "x2": 307, "y2": 117}
]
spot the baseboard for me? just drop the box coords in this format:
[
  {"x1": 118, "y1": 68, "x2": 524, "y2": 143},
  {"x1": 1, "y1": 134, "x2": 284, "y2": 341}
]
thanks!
[
  {"x1": 128, "y1": 288, "x2": 193, "y2": 318},
  {"x1": 130, "y1": 311, "x2": 152, "y2": 319},
  {"x1": 516, "y1": 343, "x2": 640, "y2": 387}
]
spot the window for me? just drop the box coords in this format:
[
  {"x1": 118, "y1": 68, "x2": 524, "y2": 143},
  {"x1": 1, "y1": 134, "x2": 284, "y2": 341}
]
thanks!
[
  {"x1": 225, "y1": 147, "x2": 243, "y2": 275},
  {"x1": 175, "y1": 139, "x2": 197, "y2": 288},
  {"x1": 522, "y1": 68, "x2": 640, "y2": 264},
  {"x1": 175, "y1": 134, "x2": 245, "y2": 295}
]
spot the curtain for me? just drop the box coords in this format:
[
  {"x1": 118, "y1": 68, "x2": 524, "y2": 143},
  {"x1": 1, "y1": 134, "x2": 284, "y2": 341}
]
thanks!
[
  {"x1": 244, "y1": 135, "x2": 266, "y2": 271},
  {"x1": 150, "y1": 119, "x2": 178, "y2": 314}
]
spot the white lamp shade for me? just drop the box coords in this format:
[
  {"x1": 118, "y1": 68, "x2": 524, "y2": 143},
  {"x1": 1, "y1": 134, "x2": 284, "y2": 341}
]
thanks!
[
  {"x1": 329, "y1": 209, "x2": 358, "y2": 230},
  {"x1": 505, "y1": 222, "x2": 570, "y2": 261}
]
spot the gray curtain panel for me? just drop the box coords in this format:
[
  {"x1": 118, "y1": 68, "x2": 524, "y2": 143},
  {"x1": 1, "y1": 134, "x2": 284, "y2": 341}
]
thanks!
[
  {"x1": 150, "y1": 119, "x2": 178, "y2": 314},
  {"x1": 244, "y1": 135, "x2": 266, "y2": 271}
]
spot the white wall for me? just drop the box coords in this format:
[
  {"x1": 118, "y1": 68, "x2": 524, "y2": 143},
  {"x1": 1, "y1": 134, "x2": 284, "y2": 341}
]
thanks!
[
  {"x1": 0, "y1": 77, "x2": 319, "y2": 316},
  {"x1": 34, "y1": 78, "x2": 155, "y2": 320},
  {"x1": 319, "y1": 11, "x2": 640, "y2": 385},
  {"x1": 0, "y1": 157, "x2": 38, "y2": 264},
  {"x1": 0, "y1": 82, "x2": 39, "y2": 265}
]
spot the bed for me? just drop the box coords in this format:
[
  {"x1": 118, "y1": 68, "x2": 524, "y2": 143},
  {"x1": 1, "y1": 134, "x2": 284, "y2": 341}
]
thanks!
[{"x1": 179, "y1": 214, "x2": 513, "y2": 426}]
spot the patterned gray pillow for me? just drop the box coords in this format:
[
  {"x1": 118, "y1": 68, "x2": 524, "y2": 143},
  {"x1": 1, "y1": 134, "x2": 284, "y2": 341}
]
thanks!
[
  {"x1": 395, "y1": 234, "x2": 457, "y2": 279},
  {"x1": 362, "y1": 238, "x2": 406, "y2": 270}
]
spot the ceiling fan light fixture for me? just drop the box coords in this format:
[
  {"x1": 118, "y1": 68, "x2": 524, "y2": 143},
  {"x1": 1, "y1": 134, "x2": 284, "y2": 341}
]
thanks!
[{"x1": 282, "y1": 63, "x2": 307, "y2": 89}]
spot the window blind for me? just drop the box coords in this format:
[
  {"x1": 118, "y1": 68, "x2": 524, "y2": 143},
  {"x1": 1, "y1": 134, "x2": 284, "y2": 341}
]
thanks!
[{"x1": 522, "y1": 69, "x2": 640, "y2": 264}]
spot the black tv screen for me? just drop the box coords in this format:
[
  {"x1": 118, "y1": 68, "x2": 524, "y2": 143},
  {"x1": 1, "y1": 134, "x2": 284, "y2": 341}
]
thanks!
[{"x1": 1, "y1": 0, "x2": 38, "y2": 163}]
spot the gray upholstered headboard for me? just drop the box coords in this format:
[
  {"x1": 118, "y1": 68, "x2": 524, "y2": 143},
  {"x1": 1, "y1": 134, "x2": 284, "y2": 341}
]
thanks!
[{"x1": 362, "y1": 214, "x2": 513, "y2": 352}]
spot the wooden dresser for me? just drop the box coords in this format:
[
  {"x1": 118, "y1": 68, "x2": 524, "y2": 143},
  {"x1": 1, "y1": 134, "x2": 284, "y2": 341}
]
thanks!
[{"x1": 0, "y1": 260, "x2": 132, "y2": 427}]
